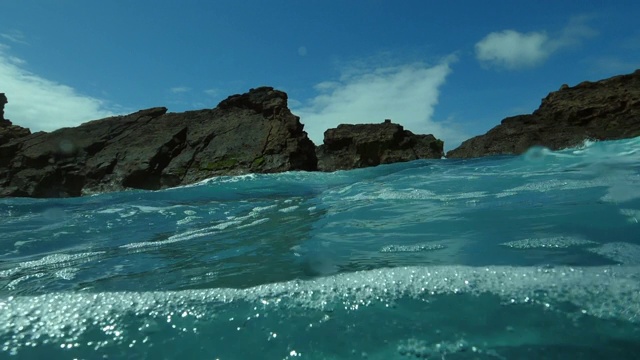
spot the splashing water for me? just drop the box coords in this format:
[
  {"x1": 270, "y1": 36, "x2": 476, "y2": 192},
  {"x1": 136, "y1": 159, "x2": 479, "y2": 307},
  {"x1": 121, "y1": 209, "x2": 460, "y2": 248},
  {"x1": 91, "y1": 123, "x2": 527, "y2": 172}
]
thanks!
[{"x1": 1, "y1": 137, "x2": 640, "y2": 359}]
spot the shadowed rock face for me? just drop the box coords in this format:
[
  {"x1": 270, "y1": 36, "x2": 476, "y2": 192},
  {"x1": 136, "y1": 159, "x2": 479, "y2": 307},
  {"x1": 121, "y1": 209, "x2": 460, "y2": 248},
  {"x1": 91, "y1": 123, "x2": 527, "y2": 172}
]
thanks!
[
  {"x1": 316, "y1": 120, "x2": 444, "y2": 172},
  {"x1": 0, "y1": 87, "x2": 317, "y2": 198},
  {"x1": 0, "y1": 93, "x2": 6, "y2": 121},
  {"x1": 0, "y1": 93, "x2": 31, "y2": 146},
  {"x1": 447, "y1": 69, "x2": 640, "y2": 158},
  {"x1": 15, "y1": 67, "x2": 638, "y2": 197}
]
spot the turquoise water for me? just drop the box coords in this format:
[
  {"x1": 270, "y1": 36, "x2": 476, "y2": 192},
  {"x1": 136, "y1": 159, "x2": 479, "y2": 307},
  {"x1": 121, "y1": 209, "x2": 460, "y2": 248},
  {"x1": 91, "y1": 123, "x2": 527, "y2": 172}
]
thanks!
[{"x1": 1, "y1": 138, "x2": 639, "y2": 359}]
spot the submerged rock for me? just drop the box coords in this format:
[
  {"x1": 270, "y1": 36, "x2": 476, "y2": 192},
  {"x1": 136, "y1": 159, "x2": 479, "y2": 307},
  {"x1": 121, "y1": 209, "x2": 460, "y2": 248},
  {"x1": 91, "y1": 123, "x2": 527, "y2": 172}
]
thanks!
[
  {"x1": 316, "y1": 119, "x2": 444, "y2": 172},
  {"x1": 0, "y1": 87, "x2": 317, "y2": 197},
  {"x1": 447, "y1": 69, "x2": 640, "y2": 158}
]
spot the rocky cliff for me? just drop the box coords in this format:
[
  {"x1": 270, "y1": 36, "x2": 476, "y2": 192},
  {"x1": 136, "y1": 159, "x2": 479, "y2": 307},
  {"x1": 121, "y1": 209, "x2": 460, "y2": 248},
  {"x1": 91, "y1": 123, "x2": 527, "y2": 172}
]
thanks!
[
  {"x1": 0, "y1": 87, "x2": 317, "y2": 197},
  {"x1": 0, "y1": 93, "x2": 30, "y2": 146},
  {"x1": 316, "y1": 119, "x2": 444, "y2": 171},
  {"x1": 447, "y1": 69, "x2": 640, "y2": 158}
]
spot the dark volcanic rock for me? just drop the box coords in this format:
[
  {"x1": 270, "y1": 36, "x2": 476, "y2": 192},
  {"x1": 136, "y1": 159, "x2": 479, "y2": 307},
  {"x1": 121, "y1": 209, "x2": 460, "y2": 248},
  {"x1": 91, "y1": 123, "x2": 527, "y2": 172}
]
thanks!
[
  {"x1": 0, "y1": 93, "x2": 6, "y2": 122},
  {"x1": 447, "y1": 69, "x2": 640, "y2": 158},
  {"x1": 316, "y1": 119, "x2": 444, "y2": 172},
  {"x1": 0, "y1": 87, "x2": 317, "y2": 198},
  {"x1": 0, "y1": 93, "x2": 31, "y2": 146}
]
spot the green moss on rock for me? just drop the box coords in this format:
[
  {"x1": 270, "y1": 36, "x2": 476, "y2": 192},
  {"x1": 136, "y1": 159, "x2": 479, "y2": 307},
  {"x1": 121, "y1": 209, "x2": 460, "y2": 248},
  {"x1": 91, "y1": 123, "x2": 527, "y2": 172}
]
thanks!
[
  {"x1": 200, "y1": 157, "x2": 238, "y2": 171},
  {"x1": 252, "y1": 156, "x2": 265, "y2": 167}
]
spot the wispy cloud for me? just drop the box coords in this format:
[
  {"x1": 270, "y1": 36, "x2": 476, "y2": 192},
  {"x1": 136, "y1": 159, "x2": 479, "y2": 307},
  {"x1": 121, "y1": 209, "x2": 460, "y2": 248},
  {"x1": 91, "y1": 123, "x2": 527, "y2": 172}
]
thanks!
[
  {"x1": 0, "y1": 30, "x2": 29, "y2": 45},
  {"x1": 170, "y1": 86, "x2": 191, "y2": 94},
  {"x1": 475, "y1": 16, "x2": 597, "y2": 70},
  {"x1": 0, "y1": 44, "x2": 114, "y2": 131},
  {"x1": 204, "y1": 88, "x2": 219, "y2": 97},
  {"x1": 293, "y1": 56, "x2": 468, "y2": 149}
]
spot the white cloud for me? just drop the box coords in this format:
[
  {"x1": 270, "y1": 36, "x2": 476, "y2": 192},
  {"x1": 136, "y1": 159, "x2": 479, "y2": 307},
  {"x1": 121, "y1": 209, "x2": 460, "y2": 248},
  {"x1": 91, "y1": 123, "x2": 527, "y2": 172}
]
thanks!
[
  {"x1": 170, "y1": 86, "x2": 191, "y2": 93},
  {"x1": 293, "y1": 56, "x2": 468, "y2": 149},
  {"x1": 475, "y1": 16, "x2": 597, "y2": 70},
  {"x1": 475, "y1": 30, "x2": 549, "y2": 69},
  {"x1": 0, "y1": 45, "x2": 114, "y2": 131}
]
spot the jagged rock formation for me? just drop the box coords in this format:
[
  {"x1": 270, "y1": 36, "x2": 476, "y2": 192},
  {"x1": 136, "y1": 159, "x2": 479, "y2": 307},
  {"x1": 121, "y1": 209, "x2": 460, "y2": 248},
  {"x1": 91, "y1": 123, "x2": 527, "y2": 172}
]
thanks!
[
  {"x1": 447, "y1": 69, "x2": 640, "y2": 158},
  {"x1": 0, "y1": 93, "x2": 6, "y2": 123},
  {"x1": 316, "y1": 119, "x2": 444, "y2": 171},
  {"x1": 0, "y1": 93, "x2": 31, "y2": 146},
  {"x1": 0, "y1": 87, "x2": 317, "y2": 197},
  {"x1": 12, "y1": 67, "x2": 638, "y2": 197}
]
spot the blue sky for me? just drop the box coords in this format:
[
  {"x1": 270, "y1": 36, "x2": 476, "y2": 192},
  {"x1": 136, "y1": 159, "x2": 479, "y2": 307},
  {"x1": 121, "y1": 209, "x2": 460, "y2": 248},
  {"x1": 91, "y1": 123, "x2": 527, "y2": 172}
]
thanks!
[{"x1": 1, "y1": 1, "x2": 638, "y2": 149}]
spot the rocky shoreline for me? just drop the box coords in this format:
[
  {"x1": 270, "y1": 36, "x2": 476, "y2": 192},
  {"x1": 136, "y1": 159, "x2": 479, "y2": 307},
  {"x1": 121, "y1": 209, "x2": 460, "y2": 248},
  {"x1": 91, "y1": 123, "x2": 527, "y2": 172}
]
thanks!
[
  {"x1": 1, "y1": 69, "x2": 638, "y2": 198},
  {"x1": 447, "y1": 69, "x2": 640, "y2": 158},
  {"x1": 0, "y1": 87, "x2": 442, "y2": 198}
]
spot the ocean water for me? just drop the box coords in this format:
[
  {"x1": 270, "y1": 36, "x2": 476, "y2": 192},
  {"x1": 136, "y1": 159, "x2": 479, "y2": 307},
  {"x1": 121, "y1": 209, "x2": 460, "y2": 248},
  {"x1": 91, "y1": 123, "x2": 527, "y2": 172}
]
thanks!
[{"x1": 1, "y1": 138, "x2": 640, "y2": 359}]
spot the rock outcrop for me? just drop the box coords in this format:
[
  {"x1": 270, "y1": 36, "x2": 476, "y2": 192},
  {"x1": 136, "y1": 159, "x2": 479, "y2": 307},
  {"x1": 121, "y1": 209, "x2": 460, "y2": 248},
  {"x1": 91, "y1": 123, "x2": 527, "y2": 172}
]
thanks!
[
  {"x1": 0, "y1": 93, "x2": 31, "y2": 146},
  {"x1": 0, "y1": 93, "x2": 6, "y2": 122},
  {"x1": 316, "y1": 119, "x2": 444, "y2": 171},
  {"x1": 0, "y1": 87, "x2": 317, "y2": 198},
  {"x1": 447, "y1": 69, "x2": 640, "y2": 158}
]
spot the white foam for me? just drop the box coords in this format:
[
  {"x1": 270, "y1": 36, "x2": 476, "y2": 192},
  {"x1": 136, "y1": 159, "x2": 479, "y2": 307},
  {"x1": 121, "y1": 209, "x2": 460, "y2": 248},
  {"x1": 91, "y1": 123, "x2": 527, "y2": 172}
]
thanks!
[
  {"x1": 96, "y1": 204, "x2": 187, "y2": 216},
  {"x1": 176, "y1": 215, "x2": 200, "y2": 225},
  {"x1": 397, "y1": 338, "x2": 476, "y2": 358},
  {"x1": 0, "y1": 266, "x2": 640, "y2": 351},
  {"x1": 587, "y1": 242, "x2": 640, "y2": 265},
  {"x1": 0, "y1": 252, "x2": 105, "y2": 290},
  {"x1": 601, "y1": 181, "x2": 640, "y2": 203},
  {"x1": 380, "y1": 243, "x2": 446, "y2": 253},
  {"x1": 5, "y1": 272, "x2": 46, "y2": 290},
  {"x1": 251, "y1": 205, "x2": 274, "y2": 212},
  {"x1": 343, "y1": 188, "x2": 487, "y2": 203},
  {"x1": 133, "y1": 205, "x2": 176, "y2": 213},
  {"x1": 250, "y1": 205, "x2": 277, "y2": 215},
  {"x1": 501, "y1": 236, "x2": 598, "y2": 249},
  {"x1": 435, "y1": 191, "x2": 487, "y2": 202},
  {"x1": 279, "y1": 205, "x2": 299, "y2": 213},
  {"x1": 1, "y1": 264, "x2": 639, "y2": 354},
  {"x1": 571, "y1": 139, "x2": 598, "y2": 152},
  {"x1": 96, "y1": 207, "x2": 125, "y2": 214},
  {"x1": 620, "y1": 209, "x2": 640, "y2": 223},
  {"x1": 181, "y1": 173, "x2": 258, "y2": 187},
  {"x1": 237, "y1": 218, "x2": 270, "y2": 229},
  {"x1": 345, "y1": 188, "x2": 437, "y2": 201},
  {"x1": 14, "y1": 252, "x2": 106, "y2": 270},
  {"x1": 121, "y1": 203, "x2": 278, "y2": 250},
  {"x1": 506, "y1": 179, "x2": 605, "y2": 193},
  {"x1": 121, "y1": 219, "x2": 243, "y2": 250},
  {"x1": 495, "y1": 191, "x2": 517, "y2": 198},
  {"x1": 54, "y1": 267, "x2": 79, "y2": 281}
]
